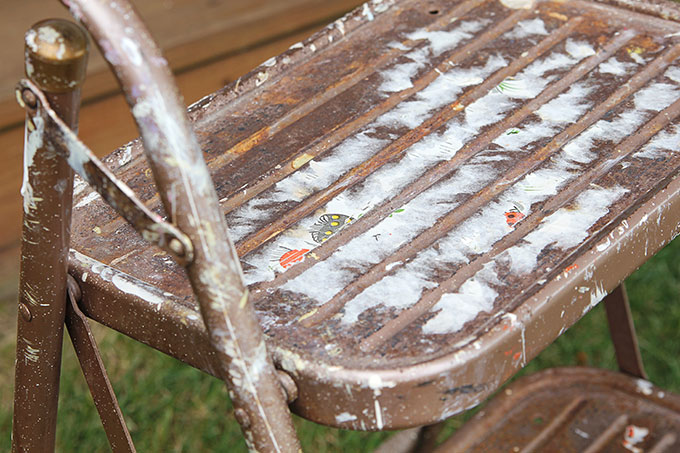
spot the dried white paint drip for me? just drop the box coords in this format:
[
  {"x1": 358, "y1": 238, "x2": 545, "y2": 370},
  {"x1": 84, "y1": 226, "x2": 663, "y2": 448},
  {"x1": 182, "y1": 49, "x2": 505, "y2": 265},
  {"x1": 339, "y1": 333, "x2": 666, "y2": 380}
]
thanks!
[
  {"x1": 25, "y1": 29, "x2": 38, "y2": 52},
  {"x1": 378, "y1": 46, "x2": 431, "y2": 92},
  {"x1": 374, "y1": 399, "x2": 384, "y2": 430},
  {"x1": 505, "y1": 18, "x2": 548, "y2": 39},
  {"x1": 121, "y1": 37, "x2": 143, "y2": 66},
  {"x1": 74, "y1": 190, "x2": 100, "y2": 209},
  {"x1": 636, "y1": 379, "x2": 654, "y2": 395},
  {"x1": 598, "y1": 57, "x2": 637, "y2": 76},
  {"x1": 377, "y1": 54, "x2": 507, "y2": 128},
  {"x1": 424, "y1": 264, "x2": 499, "y2": 334},
  {"x1": 362, "y1": 3, "x2": 374, "y2": 21},
  {"x1": 335, "y1": 412, "x2": 357, "y2": 423},
  {"x1": 565, "y1": 39, "x2": 596, "y2": 59},
  {"x1": 22, "y1": 115, "x2": 44, "y2": 214},
  {"x1": 111, "y1": 274, "x2": 164, "y2": 308},
  {"x1": 635, "y1": 124, "x2": 680, "y2": 159},
  {"x1": 406, "y1": 18, "x2": 489, "y2": 57},
  {"x1": 118, "y1": 144, "x2": 133, "y2": 166},
  {"x1": 73, "y1": 175, "x2": 87, "y2": 197},
  {"x1": 73, "y1": 251, "x2": 166, "y2": 309},
  {"x1": 500, "y1": 0, "x2": 535, "y2": 9}
]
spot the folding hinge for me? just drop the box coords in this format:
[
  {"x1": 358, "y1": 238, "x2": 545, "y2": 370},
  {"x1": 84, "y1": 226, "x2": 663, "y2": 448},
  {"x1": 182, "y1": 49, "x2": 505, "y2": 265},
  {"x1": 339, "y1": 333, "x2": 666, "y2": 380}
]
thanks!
[{"x1": 17, "y1": 79, "x2": 194, "y2": 265}]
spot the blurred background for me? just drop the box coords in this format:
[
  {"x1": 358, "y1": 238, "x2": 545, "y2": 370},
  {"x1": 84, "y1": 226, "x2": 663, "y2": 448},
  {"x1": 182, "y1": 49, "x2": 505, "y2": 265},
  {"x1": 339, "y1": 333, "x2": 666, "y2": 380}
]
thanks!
[{"x1": 1, "y1": 0, "x2": 678, "y2": 451}]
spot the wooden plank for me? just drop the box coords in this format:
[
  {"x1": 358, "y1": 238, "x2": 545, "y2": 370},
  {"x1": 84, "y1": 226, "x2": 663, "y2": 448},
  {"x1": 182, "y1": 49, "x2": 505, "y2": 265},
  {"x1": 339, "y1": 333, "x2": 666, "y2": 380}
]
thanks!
[{"x1": 0, "y1": 0, "x2": 365, "y2": 130}]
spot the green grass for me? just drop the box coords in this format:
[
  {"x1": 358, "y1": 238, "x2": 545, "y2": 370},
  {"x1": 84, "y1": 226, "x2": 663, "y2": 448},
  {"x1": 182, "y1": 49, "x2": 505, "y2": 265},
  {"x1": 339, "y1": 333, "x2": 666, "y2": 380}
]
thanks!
[{"x1": 1, "y1": 237, "x2": 679, "y2": 451}]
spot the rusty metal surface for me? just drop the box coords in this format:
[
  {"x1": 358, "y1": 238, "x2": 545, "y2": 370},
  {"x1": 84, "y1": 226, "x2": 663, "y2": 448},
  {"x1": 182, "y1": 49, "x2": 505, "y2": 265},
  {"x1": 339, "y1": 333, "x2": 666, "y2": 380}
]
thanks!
[
  {"x1": 62, "y1": 0, "x2": 301, "y2": 450},
  {"x1": 438, "y1": 367, "x2": 680, "y2": 452},
  {"x1": 12, "y1": 19, "x2": 87, "y2": 452},
  {"x1": 68, "y1": 0, "x2": 680, "y2": 430},
  {"x1": 64, "y1": 275, "x2": 135, "y2": 453}
]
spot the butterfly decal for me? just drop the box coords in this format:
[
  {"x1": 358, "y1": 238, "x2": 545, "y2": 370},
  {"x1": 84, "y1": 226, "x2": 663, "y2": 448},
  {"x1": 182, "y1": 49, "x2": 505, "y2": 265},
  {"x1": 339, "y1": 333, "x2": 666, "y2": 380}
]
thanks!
[{"x1": 309, "y1": 213, "x2": 354, "y2": 243}]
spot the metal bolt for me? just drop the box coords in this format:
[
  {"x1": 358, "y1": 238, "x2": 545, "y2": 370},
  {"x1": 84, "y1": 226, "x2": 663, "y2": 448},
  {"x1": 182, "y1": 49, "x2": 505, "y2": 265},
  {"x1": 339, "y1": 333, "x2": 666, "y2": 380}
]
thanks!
[
  {"x1": 169, "y1": 238, "x2": 185, "y2": 257},
  {"x1": 19, "y1": 303, "x2": 32, "y2": 322},
  {"x1": 21, "y1": 89, "x2": 37, "y2": 109},
  {"x1": 277, "y1": 370, "x2": 298, "y2": 403},
  {"x1": 234, "y1": 408, "x2": 251, "y2": 429}
]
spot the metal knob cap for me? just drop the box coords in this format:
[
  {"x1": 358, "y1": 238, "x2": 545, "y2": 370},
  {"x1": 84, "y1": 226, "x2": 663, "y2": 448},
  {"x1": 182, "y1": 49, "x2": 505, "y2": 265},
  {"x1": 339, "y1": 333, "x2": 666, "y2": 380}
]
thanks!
[{"x1": 25, "y1": 19, "x2": 89, "y2": 92}]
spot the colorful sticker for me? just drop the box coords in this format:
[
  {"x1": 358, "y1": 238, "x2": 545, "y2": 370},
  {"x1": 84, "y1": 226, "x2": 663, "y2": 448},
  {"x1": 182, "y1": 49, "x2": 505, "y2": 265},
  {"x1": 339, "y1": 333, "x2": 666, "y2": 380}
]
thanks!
[
  {"x1": 504, "y1": 206, "x2": 525, "y2": 228},
  {"x1": 278, "y1": 248, "x2": 310, "y2": 269},
  {"x1": 309, "y1": 214, "x2": 354, "y2": 243}
]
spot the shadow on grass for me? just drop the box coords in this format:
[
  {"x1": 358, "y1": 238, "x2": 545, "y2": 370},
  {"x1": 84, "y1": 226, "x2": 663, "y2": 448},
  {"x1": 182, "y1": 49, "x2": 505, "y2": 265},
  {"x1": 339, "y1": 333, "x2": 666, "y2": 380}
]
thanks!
[{"x1": 0, "y1": 237, "x2": 678, "y2": 451}]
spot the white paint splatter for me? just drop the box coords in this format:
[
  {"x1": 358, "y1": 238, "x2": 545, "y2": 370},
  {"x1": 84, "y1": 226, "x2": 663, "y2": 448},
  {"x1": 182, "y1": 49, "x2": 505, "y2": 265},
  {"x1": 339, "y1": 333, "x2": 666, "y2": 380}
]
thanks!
[
  {"x1": 121, "y1": 37, "x2": 143, "y2": 66},
  {"x1": 74, "y1": 190, "x2": 100, "y2": 209},
  {"x1": 407, "y1": 19, "x2": 489, "y2": 57},
  {"x1": 505, "y1": 187, "x2": 627, "y2": 274},
  {"x1": 636, "y1": 379, "x2": 654, "y2": 395},
  {"x1": 598, "y1": 57, "x2": 636, "y2": 76},
  {"x1": 335, "y1": 412, "x2": 357, "y2": 423},
  {"x1": 565, "y1": 39, "x2": 596, "y2": 60},
  {"x1": 21, "y1": 114, "x2": 45, "y2": 214},
  {"x1": 362, "y1": 3, "x2": 374, "y2": 21},
  {"x1": 623, "y1": 425, "x2": 649, "y2": 453},
  {"x1": 505, "y1": 18, "x2": 548, "y2": 39}
]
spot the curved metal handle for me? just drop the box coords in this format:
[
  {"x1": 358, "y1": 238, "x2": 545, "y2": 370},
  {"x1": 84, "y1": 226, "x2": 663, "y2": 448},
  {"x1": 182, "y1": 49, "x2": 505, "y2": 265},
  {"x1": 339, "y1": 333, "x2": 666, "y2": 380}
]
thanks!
[{"x1": 59, "y1": 1, "x2": 300, "y2": 451}]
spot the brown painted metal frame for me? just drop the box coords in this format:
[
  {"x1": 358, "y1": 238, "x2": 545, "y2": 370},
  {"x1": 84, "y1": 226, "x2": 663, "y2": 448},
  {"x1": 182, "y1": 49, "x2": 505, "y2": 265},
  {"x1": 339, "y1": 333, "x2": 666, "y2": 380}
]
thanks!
[
  {"x1": 12, "y1": 19, "x2": 87, "y2": 451},
  {"x1": 12, "y1": 1, "x2": 300, "y2": 451},
  {"x1": 11, "y1": 0, "x2": 679, "y2": 451}
]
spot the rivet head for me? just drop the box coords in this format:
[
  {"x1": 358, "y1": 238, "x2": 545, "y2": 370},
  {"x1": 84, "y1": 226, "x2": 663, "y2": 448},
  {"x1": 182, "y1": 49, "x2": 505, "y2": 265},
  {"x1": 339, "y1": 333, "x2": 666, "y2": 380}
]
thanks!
[
  {"x1": 234, "y1": 408, "x2": 251, "y2": 429},
  {"x1": 169, "y1": 238, "x2": 185, "y2": 257},
  {"x1": 21, "y1": 89, "x2": 37, "y2": 109},
  {"x1": 19, "y1": 303, "x2": 32, "y2": 322}
]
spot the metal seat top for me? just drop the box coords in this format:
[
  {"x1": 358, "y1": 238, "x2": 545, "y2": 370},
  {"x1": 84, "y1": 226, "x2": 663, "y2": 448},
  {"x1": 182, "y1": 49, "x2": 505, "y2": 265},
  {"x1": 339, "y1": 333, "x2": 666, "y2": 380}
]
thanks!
[{"x1": 69, "y1": 0, "x2": 680, "y2": 430}]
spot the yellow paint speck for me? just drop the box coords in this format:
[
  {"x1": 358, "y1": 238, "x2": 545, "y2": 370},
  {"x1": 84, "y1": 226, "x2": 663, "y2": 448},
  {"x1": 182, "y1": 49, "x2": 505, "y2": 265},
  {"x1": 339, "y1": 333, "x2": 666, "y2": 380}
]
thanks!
[
  {"x1": 298, "y1": 308, "x2": 317, "y2": 323},
  {"x1": 291, "y1": 153, "x2": 314, "y2": 169},
  {"x1": 92, "y1": 226, "x2": 102, "y2": 234},
  {"x1": 548, "y1": 12, "x2": 568, "y2": 21}
]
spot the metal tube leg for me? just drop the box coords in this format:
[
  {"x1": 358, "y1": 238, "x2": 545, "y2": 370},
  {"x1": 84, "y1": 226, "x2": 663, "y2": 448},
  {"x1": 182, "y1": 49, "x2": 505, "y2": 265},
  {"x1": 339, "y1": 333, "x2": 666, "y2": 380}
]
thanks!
[
  {"x1": 12, "y1": 20, "x2": 88, "y2": 452},
  {"x1": 603, "y1": 283, "x2": 647, "y2": 379}
]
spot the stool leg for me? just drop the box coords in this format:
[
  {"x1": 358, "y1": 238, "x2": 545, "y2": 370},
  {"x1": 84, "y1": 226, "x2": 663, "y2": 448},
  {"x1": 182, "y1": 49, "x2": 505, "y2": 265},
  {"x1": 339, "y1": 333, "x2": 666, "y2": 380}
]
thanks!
[
  {"x1": 11, "y1": 20, "x2": 87, "y2": 452},
  {"x1": 603, "y1": 283, "x2": 647, "y2": 379}
]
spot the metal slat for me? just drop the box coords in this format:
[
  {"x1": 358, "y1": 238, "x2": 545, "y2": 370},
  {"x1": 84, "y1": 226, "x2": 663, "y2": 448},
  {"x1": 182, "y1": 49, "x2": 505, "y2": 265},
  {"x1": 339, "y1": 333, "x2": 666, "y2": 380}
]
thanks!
[{"x1": 360, "y1": 93, "x2": 680, "y2": 351}]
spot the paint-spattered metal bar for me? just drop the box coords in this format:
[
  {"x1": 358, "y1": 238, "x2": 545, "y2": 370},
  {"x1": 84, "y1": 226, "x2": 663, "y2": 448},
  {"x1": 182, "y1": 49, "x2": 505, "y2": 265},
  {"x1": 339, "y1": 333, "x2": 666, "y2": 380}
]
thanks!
[
  {"x1": 67, "y1": 0, "x2": 680, "y2": 432},
  {"x1": 12, "y1": 19, "x2": 87, "y2": 452},
  {"x1": 437, "y1": 368, "x2": 680, "y2": 452},
  {"x1": 64, "y1": 276, "x2": 135, "y2": 453},
  {"x1": 17, "y1": 79, "x2": 193, "y2": 265},
  {"x1": 60, "y1": 0, "x2": 300, "y2": 451}
]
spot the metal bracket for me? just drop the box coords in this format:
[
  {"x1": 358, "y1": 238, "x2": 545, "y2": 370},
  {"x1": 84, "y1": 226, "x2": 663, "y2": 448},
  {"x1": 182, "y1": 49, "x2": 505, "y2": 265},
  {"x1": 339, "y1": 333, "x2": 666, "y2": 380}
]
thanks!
[
  {"x1": 16, "y1": 78, "x2": 194, "y2": 265},
  {"x1": 65, "y1": 275, "x2": 136, "y2": 453}
]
